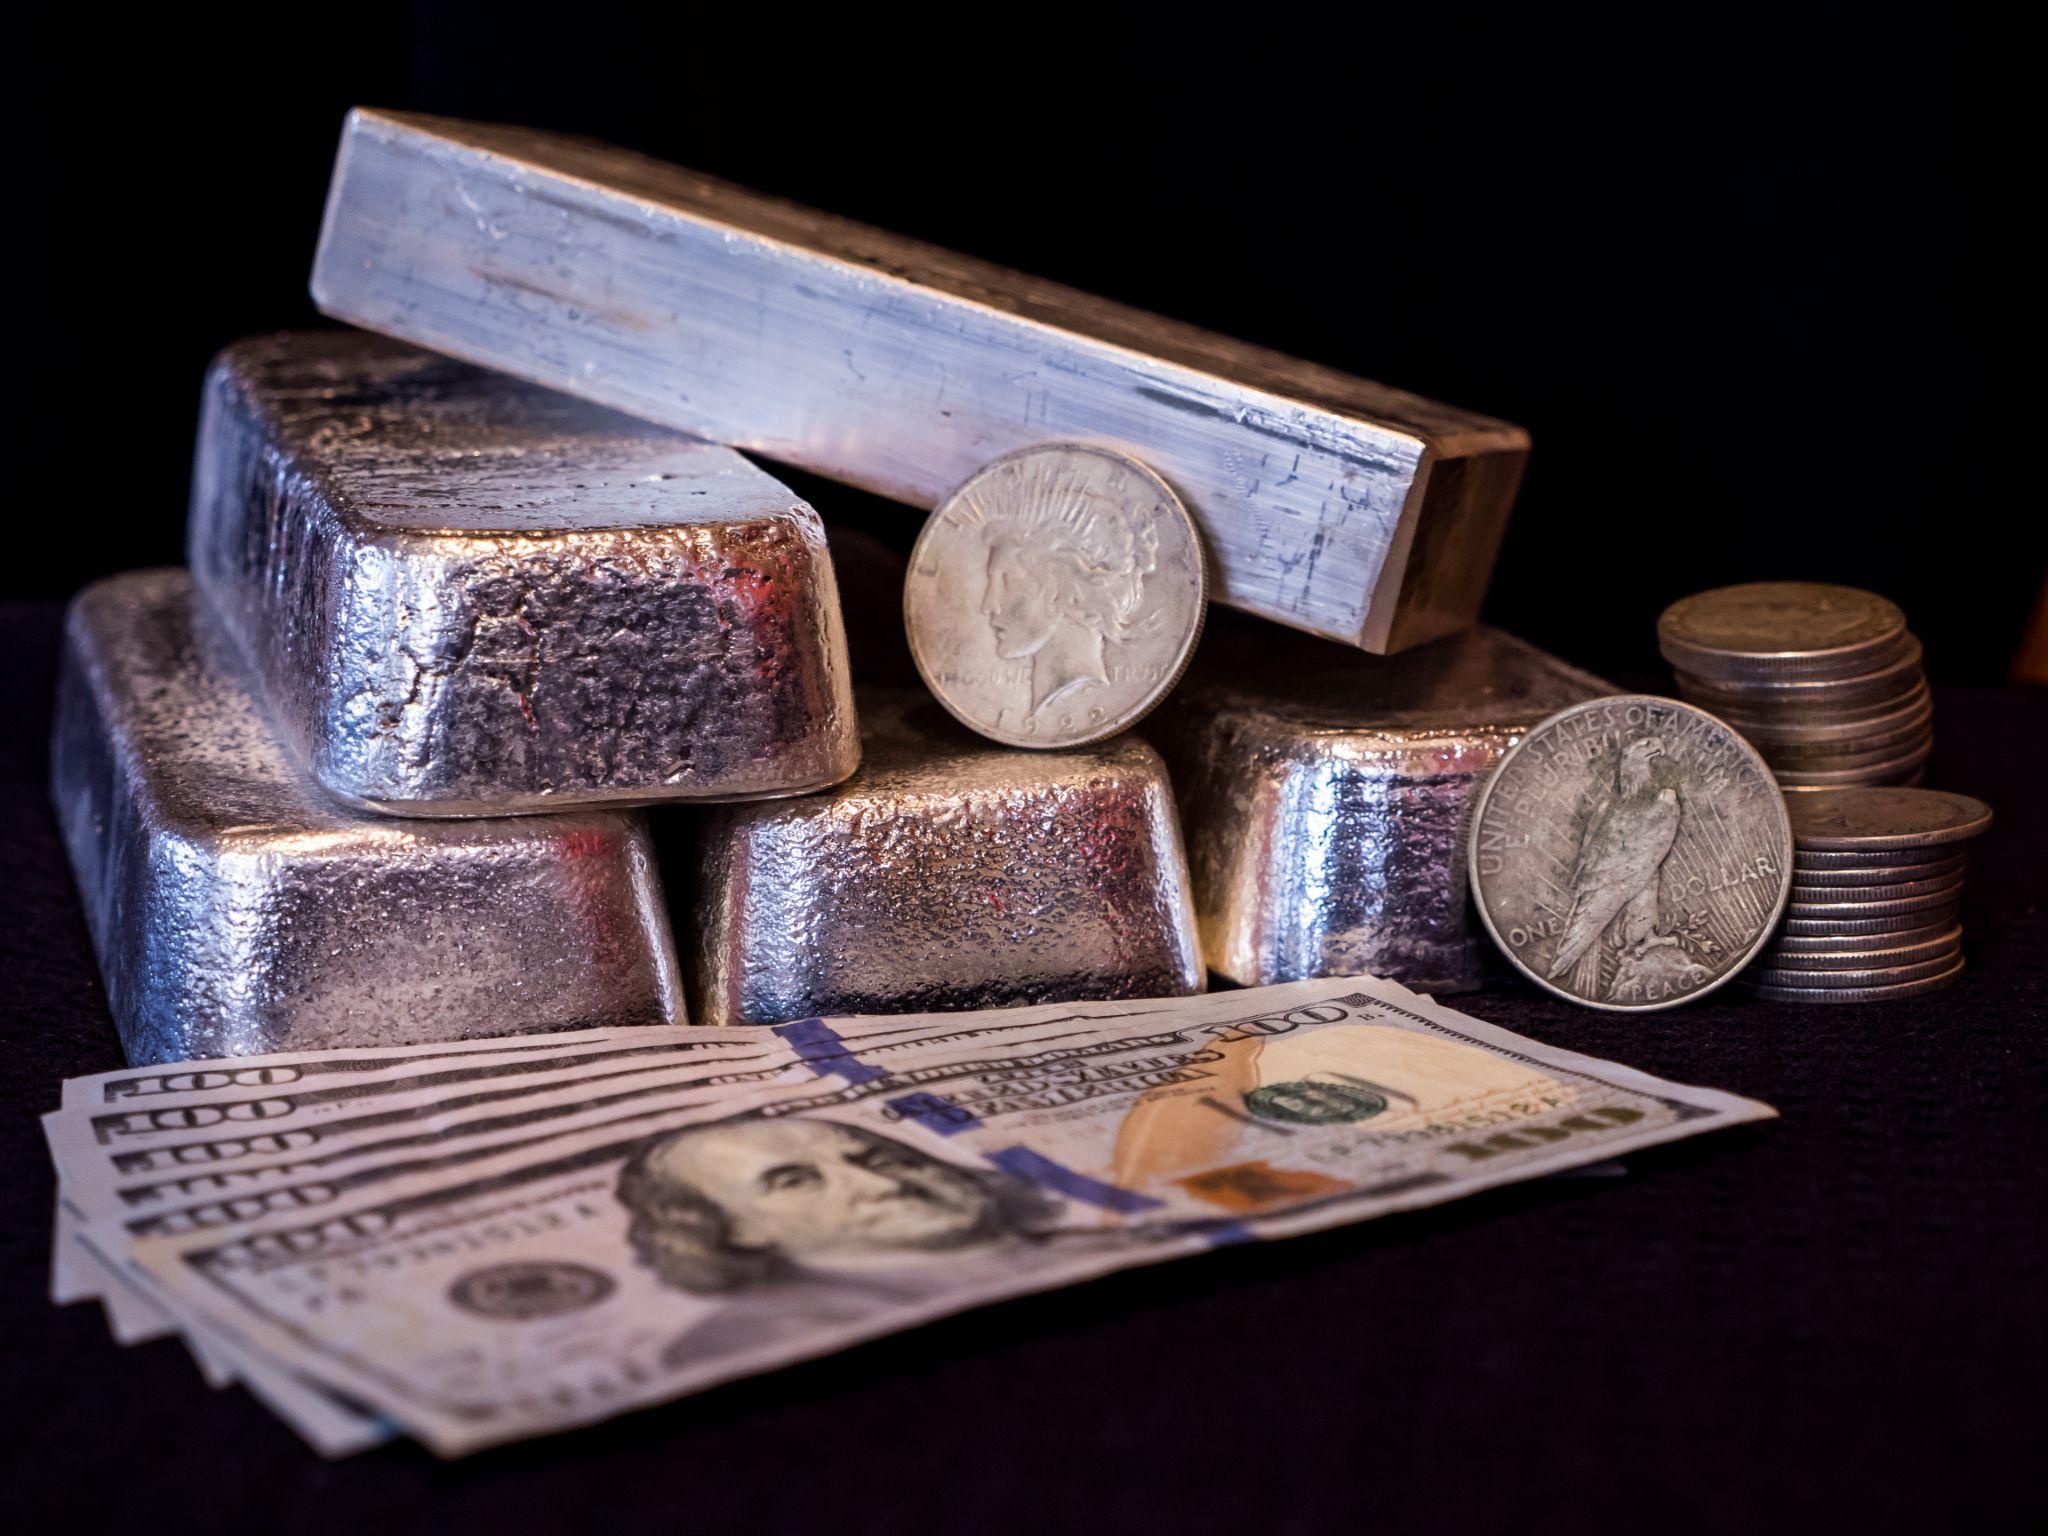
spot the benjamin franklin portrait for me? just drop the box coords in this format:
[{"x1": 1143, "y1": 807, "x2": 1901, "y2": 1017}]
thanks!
[{"x1": 616, "y1": 1117, "x2": 1052, "y2": 1295}]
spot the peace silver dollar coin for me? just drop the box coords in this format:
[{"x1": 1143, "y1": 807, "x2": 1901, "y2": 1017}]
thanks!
[
  {"x1": 1469, "y1": 695, "x2": 1794, "y2": 1010},
  {"x1": 904, "y1": 443, "x2": 1207, "y2": 748}
]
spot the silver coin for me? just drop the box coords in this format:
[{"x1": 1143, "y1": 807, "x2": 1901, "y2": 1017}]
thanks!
[
  {"x1": 903, "y1": 443, "x2": 1207, "y2": 749},
  {"x1": 1793, "y1": 843, "x2": 1963, "y2": 870},
  {"x1": 1783, "y1": 786, "x2": 1994, "y2": 851},
  {"x1": 1763, "y1": 919, "x2": 1957, "y2": 955},
  {"x1": 1788, "y1": 854, "x2": 1966, "y2": 888},
  {"x1": 1746, "y1": 950, "x2": 1960, "y2": 988},
  {"x1": 1763, "y1": 731, "x2": 1935, "y2": 775},
  {"x1": 1739, "y1": 954, "x2": 1965, "y2": 1001},
  {"x1": 1794, "y1": 856, "x2": 1966, "y2": 888},
  {"x1": 1657, "y1": 583, "x2": 1908, "y2": 681},
  {"x1": 1752, "y1": 706, "x2": 1934, "y2": 754},
  {"x1": 1468, "y1": 695, "x2": 1792, "y2": 1011},
  {"x1": 1783, "y1": 883, "x2": 1964, "y2": 920},
  {"x1": 1779, "y1": 905, "x2": 1962, "y2": 938},
  {"x1": 1771, "y1": 741, "x2": 1934, "y2": 787},
  {"x1": 1716, "y1": 686, "x2": 1932, "y2": 744},
  {"x1": 1673, "y1": 639, "x2": 1924, "y2": 711},
  {"x1": 1786, "y1": 868, "x2": 1965, "y2": 902},
  {"x1": 1753, "y1": 926, "x2": 1960, "y2": 970}
]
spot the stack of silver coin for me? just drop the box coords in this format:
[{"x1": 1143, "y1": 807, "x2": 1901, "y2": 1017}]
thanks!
[
  {"x1": 1740, "y1": 787, "x2": 1991, "y2": 1002},
  {"x1": 1658, "y1": 582, "x2": 1930, "y2": 788}
]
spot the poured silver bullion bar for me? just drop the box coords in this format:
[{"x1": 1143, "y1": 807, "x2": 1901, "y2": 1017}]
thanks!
[
  {"x1": 189, "y1": 332, "x2": 859, "y2": 816},
  {"x1": 312, "y1": 109, "x2": 1530, "y2": 653},
  {"x1": 1147, "y1": 621, "x2": 1608, "y2": 992},
  {"x1": 680, "y1": 691, "x2": 1205, "y2": 1026},
  {"x1": 51, "y1": 570, "x2": 686, "y2": 1066}
]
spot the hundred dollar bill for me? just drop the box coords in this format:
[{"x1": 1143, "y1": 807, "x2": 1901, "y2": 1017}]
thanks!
[
  {"x1": 50, "y1": 1004, "x2": 1208, "y2": 1446},
  {"x1": 56, "y1": 1024, "x2": 658, "y2": 1109},
  {"x1": 100, "y1": 978, "x2": 1770, "y2": 1454},
  {"x1": 719, "y1": 987, "x2": 1713, "y2": 1230},
  {"x1": 44, "y1": 1006, "x2": 1172, "y2": 1337},
  {"x1": 45, "y1": 1008, "x2": 1171, "y2": 1216},
  {"x1": 46, "y1": 1024, "x2": 780, "y2": 1438}
]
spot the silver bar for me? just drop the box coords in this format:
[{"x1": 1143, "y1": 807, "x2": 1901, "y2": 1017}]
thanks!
[
  {"x1": 681, "y1": 690, "x2": 1205, "y2": 1026},
  {"x1": 51, "y1": 570, "x2": 687, "y2": 1065},
  {"x1": 1146, "y1": 623, "x2": 1608, "y2": 992},
  {"x1": 312, "y1": 109, "x2": 1530, "y2": 653},
  {"x1": 189, "y1": 332, "x2": 859, "y2": 816}
]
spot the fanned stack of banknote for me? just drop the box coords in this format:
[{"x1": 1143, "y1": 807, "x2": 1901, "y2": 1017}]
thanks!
[{"x1": 45, "y1": 977, "x2": 1771, "y2": 1457}]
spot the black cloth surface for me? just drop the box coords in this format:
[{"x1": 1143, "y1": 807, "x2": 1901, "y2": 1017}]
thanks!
[{"x1": 3, "y1": 600, "x2": 2040, "y2": 1534}]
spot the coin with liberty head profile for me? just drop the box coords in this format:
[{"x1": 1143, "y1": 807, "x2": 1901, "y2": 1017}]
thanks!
[{"x1": 904, "y1": 443, "x2": 1208, "y2": 748}]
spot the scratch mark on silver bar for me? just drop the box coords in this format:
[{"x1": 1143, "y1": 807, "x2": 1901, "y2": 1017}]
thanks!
[
  {"x1": 51, "y1": 570, "x2": 687, "y2": 1066},
  {"x1": 679, "y1": 690, "x2": 1205, "y2": 1027},
  {"x1": 1146, "y1": 622, "x2": 1610, "y2": 992},
  {"x1": 311, "y1": 109, "x2": 1529, "y2": 652},
  {"x1": 188, "y1": 332, "x2": 859, "y2": 816}
]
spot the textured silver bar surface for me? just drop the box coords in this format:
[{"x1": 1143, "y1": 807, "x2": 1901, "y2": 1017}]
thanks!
[
  {"x1": 190, "y1": 332, "x2": 859, "y2": 816},
  {"x1": 1147, "y1": 623, "x2": 1608, "y2": 992},
  {"x1": 680, "y1": 691, "x2": 1205, "y2": 1027},
  {"x1": 312, "y1": 109, "x2": 1530, "y2": 653},
  {"x1": 51, "y1": 570, "x2": 687, "y2": 1066}
]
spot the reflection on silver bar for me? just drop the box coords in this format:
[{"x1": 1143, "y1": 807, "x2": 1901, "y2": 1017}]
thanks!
[
  {"x1": 51, "y1": 570, "x2": 686, "y2": 1066},
  {"x1": 189, "y1": 332, "x2": 859, "y2": 816},
  {"x1": 1147, "y1": 624, "x2": 1608, "y2": 993},
  {"x1": 681, "y1": 691, "x2": 1205, "y2": 1026},
  {"x1": 312, "y1": 109, "x2": 1530, "y2": 653}
]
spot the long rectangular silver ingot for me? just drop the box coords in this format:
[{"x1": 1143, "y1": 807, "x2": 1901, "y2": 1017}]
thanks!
[
  {"x1": 312, "y1": 109, "x2": 1530, "y2": 654},
  {"x1": 1146, "y1": 623, "x2": 1608, "y2": 992},
  {"x1": 681, "y1": 691, "x2": 1204, "y2": 1026},
  {"x1": 190, "y1": 332, "x2": 859, "y2": 816},
  {"x1": 52, "y1": 570, "x2": 687, "y2": 1066}
]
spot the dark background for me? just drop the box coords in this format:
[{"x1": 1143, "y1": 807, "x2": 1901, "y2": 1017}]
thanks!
[
  {"x1": 5, "y1": 8, "x2": 2041, "y2": 1533},
  {"x1": 5, "y1": 1, "x2": 2031, "y2": 680}
]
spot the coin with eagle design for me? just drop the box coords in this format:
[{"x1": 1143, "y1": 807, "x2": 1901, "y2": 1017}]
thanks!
[{"x1": 1469, "y1": 695, "x2": 1793, "y2": 1010}]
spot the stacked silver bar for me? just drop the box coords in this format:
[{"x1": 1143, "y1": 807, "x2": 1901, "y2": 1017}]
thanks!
[
  {"x1": 190, "y1": 333, "x2": 858, "y2": 814},
  {"x1": 1149, "y1": 624, "x2": 1608, "y2": 993},
  {"x1": 55, "y1": 335, "x2": 1225, "y2": 1063},
  {"x1": 54, "y1": 570, "x2": 685, "y2": 1065},
  {"x1": 682, "y1": 691, "x2": 1205, "y2": 1026},
  {"x1": 53, "y1": 333, "x2": 872, "y2": 1061},
  {"x1": 312, "y1": 109, "x2": 1528, "y2": 653},
  {"x1": 55, "y1": 111, "x2": 1547, "y2": 1063}
]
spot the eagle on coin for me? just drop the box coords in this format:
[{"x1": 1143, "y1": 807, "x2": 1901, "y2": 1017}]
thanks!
[{"x1": 1549, "y1": 735, "x2": 1682, "y2": 993}]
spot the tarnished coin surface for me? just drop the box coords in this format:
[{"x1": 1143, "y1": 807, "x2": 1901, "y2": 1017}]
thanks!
[
  {"x1": 904, "y1": 443, "x2": 1207, "y2": 749},
  {"x1": 1658, "y1": 582, "x2": 1908, "y2": 681},
  {"x1": 1740, "y1": 955, "x2": 1965, "y2": 1003},
  {"x1": 1786, "y1": 869, "x2": 1966, "y2": 904},
  {"x1": 1789, "y1": 853, "x2": 1966, "y2": 887},
  {"x1": 1774, "y1": 743, "x2": 1933, "y2": 787},
  {"x1": 1745, "y1": 951, "x2": 1960, "y2": 989},
  {"x1": 1766, "y1": 919, "x2": 1956, "y2": 954},
  {"x1": 1469, "y1": 696, "x2": 1793, "y2": 1010},
  {"x1": 1760, "y1": 926, "x2": 1961, "y2": 969},
  {"x1": 1675, "y1": 641, "x2": 1924, "y2": 713},
  {"x1": 1784, "y1": 787, "x2": 1994, "y2": 851},
  {"x1": 1783, "y1": 889, "x2": 1961, "y2": 921},
  {"x1": 1780, "y1": 906, "x2": 1961, "y2": 938},
  {"x1": 1794, "y1": 842, "x2": 1961, "y2": 870},
  {"x1": 1724, "y1": 687, "x2": 1932, "y2": 744}
]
